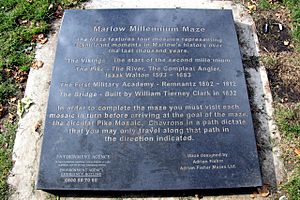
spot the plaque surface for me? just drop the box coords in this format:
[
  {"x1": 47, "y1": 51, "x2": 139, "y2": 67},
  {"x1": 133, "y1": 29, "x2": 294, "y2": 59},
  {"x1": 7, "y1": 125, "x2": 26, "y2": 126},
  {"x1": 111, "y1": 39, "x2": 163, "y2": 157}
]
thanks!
[{"x1": 37, "y1": 9, "x2": 262, "y2": 191}]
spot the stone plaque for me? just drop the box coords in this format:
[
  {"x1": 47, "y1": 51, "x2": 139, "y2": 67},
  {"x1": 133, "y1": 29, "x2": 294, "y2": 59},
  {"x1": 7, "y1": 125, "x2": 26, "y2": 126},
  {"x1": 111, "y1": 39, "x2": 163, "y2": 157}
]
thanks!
[{"x1": 37, "y1": 9, "x2": 262, "y2": 191}]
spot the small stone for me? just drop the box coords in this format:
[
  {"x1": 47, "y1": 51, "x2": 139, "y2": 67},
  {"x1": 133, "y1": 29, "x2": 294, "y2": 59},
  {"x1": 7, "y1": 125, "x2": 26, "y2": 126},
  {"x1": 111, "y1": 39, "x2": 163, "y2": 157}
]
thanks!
[
  {"x1": 18, "y1": 19, "x2": 28, "y2": 25},
  {"x1": 24, "y1": 46, "x2": 33, "y2": 53},
  {"x1": 263, "y1": 23, "x2": 269, "y2": 33},
  {"x1": 283, "y1": 41, "x2": 290, "y2": 46},
  {"x1": 279, "y1": 195, "x2": 288, "y2": 200},
  {"x1": 48, "y1": 3, "x2": 53, "y2": 10}
]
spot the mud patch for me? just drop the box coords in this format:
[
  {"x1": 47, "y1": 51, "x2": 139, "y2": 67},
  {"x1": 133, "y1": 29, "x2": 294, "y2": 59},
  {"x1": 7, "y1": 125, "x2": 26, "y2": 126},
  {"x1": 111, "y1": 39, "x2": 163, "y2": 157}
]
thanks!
[{"x1": 256, "y1": 18, "x2": 292, "y2": 52}]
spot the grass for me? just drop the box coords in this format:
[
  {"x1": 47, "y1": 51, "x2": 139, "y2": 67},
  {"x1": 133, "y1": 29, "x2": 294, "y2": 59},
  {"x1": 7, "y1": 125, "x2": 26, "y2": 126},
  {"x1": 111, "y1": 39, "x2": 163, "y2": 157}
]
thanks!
[
  {"x1": 0, "y1": 1, "x2": 48, "y2": 69},
  {"x1": 0, "y1": 122, "x2": 17, "y2": 198},
  {"x1": 0, "y1": 78, "x2": 17, "y2": 105},
  {"x1": 283, "y1": 0, "x2": 300, "y2": 50},
  {"x1": 275, "y1": 103, "x2": 300, "y2": 199},
  {"x1": 0, "y1": 1, "x2": 88, "y2": 199},
  {"x1": 283, "y1": 168, "x2": 300, "y2": 200},
  {"x1": 0, "y1": 0, "x2": 88, "y2": 103},
  {"x1": 257, "y1": 0, "x2": 272, "y2": 10},
  {"x1": 275, "y1": 104, "x2": 300, "y2": 139},
  {"x1": 261, "y1": 53, "x2": 279, "y2": 68}
]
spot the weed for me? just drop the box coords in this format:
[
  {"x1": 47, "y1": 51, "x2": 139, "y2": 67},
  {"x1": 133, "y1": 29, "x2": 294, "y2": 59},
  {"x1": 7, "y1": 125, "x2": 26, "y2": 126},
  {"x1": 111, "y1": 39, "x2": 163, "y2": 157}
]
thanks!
[
  {"x1": 19, "y1": 66, "x2": 30, "y2": 72},
  {"x1": 261, "y1": 54, "x2": 279, "y2": 69}
]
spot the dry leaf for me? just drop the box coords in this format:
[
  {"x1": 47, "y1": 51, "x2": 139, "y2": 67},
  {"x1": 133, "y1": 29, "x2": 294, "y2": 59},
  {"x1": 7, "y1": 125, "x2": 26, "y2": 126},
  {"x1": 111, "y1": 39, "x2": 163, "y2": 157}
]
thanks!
[
  {"x1": 247, "y1": 2, "x2": 257, "y2": 13},
  {"x1": 8, "y1": 112, "x2": 15, "y2": 123},
  {"x1": 13, "y1": 70, "x2": 27, "y2": 83},
  {"x1": 37, "y1": 33, "x2": 44, "y2": 40},
  {"x1": 54, "y1": 5, "x2": 63, "y2": 18},
  {"x1": 32, "y1": 60, "x2": 44, "y2": 69},
  {"x1": 0, "y1": 104, "x2": 5, "y2": 118},
  {"x1": 249, "y1": 5, "x2": 257, "y2": 11},
  {"x1": 40, "y1": 37, "x2": 48, "y2": 44},
  {"x1": 295, "y1": 149, "x2": 300, "y2": 156},
  {"x1": 250, "y1": 191, "x2": 258, "y2": 198},
  {"x1": 57, "y1": 4, "x2": 63, "y2": 11},
  {"x1": 4, "y1": 68, "x2": 11, "y2": 73},
  {"x1": 10, "y1": 97, "x2": 17, "y2": 102},
  {"x1": 35, "y1": 120, "x2": 42, "y2": 132},
  {"x1": 259, "y1": 187, "x2": 270, "y2": 197},
  {"x1": 33, "y1": 33, "x2": 48, "y2": 44},
  {"x1": 38, "y1": 34, "x2": 48, "y2": 44}
]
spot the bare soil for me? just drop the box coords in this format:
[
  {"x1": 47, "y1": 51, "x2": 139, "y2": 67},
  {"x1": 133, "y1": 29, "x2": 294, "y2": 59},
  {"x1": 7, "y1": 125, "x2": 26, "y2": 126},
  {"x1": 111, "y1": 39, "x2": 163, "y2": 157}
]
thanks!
[{"x1": 253, "y1": 7, "x2": 300, "y2": 103}]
